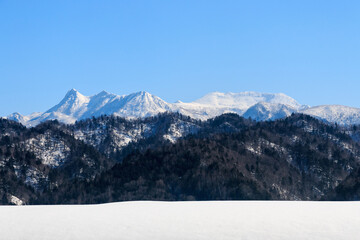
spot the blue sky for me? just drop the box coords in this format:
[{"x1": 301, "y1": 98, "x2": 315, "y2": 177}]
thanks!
[{"x1": 1, "y1": 0, "x2": 360, "y2": 116}]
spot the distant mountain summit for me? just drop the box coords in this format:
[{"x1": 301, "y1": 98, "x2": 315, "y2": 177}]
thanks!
[
  {"x1": 5, "y1": 89, "x2": 360, "y2": 126},
  {"x1": 242, "y1": 102, "x2": 298, "y2": 121},
  {"x1": 300, "y1": 105, "x2": 360, "y2": 125},
  {"x1": 13, "y1": 89, "x2": 173, "y2": 126},
  {"x1": 193, "y1": 91, "x2": 301, "y2": 109}
]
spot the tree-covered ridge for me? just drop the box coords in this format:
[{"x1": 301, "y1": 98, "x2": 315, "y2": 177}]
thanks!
[{"x1": 0, "y1": 113, "x2": 360, "y2": 204}]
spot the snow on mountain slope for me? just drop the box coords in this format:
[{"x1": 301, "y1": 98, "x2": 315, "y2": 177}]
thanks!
[
  {"x1": 193, "y1": 91, "x2": 301, "y2": 110},
  {"x1": 173, "y1": 91, "x2": 302, "y2": 120},
  {"x1": 27, "y1": 112, "x2": 77, "y2": 126},
  {"x1": 71, "y1": 90, "x2": 173, "y2": 120},
  {"x1": 72, "y1": 115, "x2": 201, "y2": 156},
  {"x1": 6, "y1": 89, "x2": 360, "y2": 126},
  {"x1": 163, "y1": 118, "x2": 200, "y2": 143},
  {"x1": 112, "y1": 91, "x2": 173, "y2": 118},
  {"x1": 73, "y1": 121, "x2": 152, "y2": 156},
  {"x1": 47, "y1": 88, "x2": 90, "y2": 117},
  {"x1": 242, "y1": 102, "x2": 297, "y2": 121},
  {"x1": 78, "y1": 90, "x2": 121, "y2": 119},
  {"x1": 9, "y1": 90, "x2": 303, "y2": 126},
  {"x1": 7, "y1": 112, "x2": 42, "y2": 126},
  {"x1": 24, "y1": 132, "x2": 71, "y2": 167},
  {"x1": 172, "y1": 101, "x2": 232, "y2": 120},
  {"x1": 18, "y1": 90, "x2": 173, "y2": 127},
  {"x1": 300, "y1": 105, "x2": 360, "y2": 125},
  {"x1": 0, "y1": 201, "x2": 359, "y2": 240},
  {"x1": 6, "y1": 112, "x2": 26, "y2": 124},
  {"x1": 24, "y1": 89, "x2": 90, "y2": 126}
]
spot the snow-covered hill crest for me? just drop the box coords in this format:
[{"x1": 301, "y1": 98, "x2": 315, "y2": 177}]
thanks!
[
  {"x1": 300, "y1": 105, "x2": 360, "y2": 125},
  {"x1": 242, "y1": 102, "x2": 298, "y2": 121}
]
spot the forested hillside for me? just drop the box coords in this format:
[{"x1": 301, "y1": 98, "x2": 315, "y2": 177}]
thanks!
[{"x1": 1, "y1": 113, "x2": 360, "y2": 204}]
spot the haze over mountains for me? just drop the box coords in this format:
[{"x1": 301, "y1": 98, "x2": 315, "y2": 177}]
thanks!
[{"x1": 6, "y1": 89, "x2": 360, "y2": 126}]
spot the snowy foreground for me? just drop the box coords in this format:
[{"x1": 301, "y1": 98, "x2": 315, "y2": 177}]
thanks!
[{"x1": 1, "y1": 201, "x2": 360, "y2": 240}]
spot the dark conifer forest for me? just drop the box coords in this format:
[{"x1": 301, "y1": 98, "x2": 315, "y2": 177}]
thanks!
[{"x1": 1, "y1": 113, "x2": 360, "y2": 204}]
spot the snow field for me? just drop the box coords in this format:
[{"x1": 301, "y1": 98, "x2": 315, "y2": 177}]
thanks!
[{"x1": 1, "y1": 201, "x2": 359, "y2": 240}]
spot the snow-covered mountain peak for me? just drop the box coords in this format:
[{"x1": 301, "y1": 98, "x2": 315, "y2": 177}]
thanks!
[
  {"x1": 91, "y1": 90, "x2": 118, "y2": 99},
  {"x1": 128, "y1": 91, "x2": 153, "y2": 100},
  {"x1": 7, "y1": 112, "x2": 27, "y2": 126},
  {"x1": 130, "y1": 91, "x2": 169, "y2": 105},
  {"x1": 128, "y1": 91, "x2": 166, "y2": 104},
  {"x1": 95, "y1": 90, "x2": 112, "y2": 96},
  {"x1": 47, "y1": 89, "x2": 90, "y2": 117},
  {"x1": 7, "y1": 112, "x2": 42, "y2": 126},
  {"x1": 66, "y1": 88, "x2": 79, "y2": 95},
  {"x1": 300, "y1": 105, "x2": 360, "y2": 125},
  {"x1": 88, "y1": 90, "x2": 118, "y2": 106},
  {"x1": 113, "y1": 91, "x2": 172, "y2": 118},
  {"x1": 193, "y1": 91, "x2": 301, "y2": 110},
  {"x1": 6, "y1": 89, "x2": 360, "y2": 126},
  {"x1": 3, "y1": 90, "x2": 305, "y2": 126},
  {"x1": 63, "y1": 88, "x2": 88, "y2": 102},
  {"x1": 242, "y1": 102, "x2": 298, "y2": 121},
  {"x1": 7, "y1": 112, "x2": 23, "y2": 121}
]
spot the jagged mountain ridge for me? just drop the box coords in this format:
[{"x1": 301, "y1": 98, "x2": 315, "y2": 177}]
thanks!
[
  {"x1": 9, "y1": 89, "x2": 173, "y2": 127},
  {"x1": 6, "y1": 89, "x2": 360, "y2": 126},
  {"x1": 6, "y1": 89, "x2": 305, "y2": 126}
]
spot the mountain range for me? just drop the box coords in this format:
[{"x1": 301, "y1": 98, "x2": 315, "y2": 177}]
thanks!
[
  {"x1": 2, "y1": 89, "x2": 360, "y2": 204},
  {"x1": 5, "y1": 89, "x2": 360, "y2": 126}
]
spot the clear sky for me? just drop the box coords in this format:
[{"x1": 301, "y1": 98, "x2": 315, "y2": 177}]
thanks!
[{"x1": 1, "y1": 0, "x2": 360, "y2": 116}]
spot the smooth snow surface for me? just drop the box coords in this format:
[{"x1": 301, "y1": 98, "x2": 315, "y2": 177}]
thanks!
[{"x1": 1, "y1": 201, "x2": 359, "y2": 240}]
